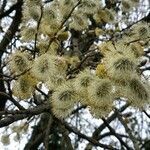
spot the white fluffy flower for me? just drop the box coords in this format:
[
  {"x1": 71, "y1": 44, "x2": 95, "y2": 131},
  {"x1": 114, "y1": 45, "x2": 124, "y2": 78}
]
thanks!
[
  {"x1": 9, "y1": 51, "x2": 31, "y2": 74},
  {"x1": 31, "y1": 54, "x2": 57, "y2": 81}
]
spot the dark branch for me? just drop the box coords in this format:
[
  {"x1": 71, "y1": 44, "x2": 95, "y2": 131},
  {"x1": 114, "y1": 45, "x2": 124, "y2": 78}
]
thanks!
[
  {"x1": 59, "y1": 119, "x2": 119, "y2": 150},
  {"x1": 0, "y1": 0, "x2": 23, "y2": 112},
  {"x1": 102, "y1": 117, "x2": 133, "y2": 150},
  {"x1": 0, "y1": 1, "x2": 22, "y2": 19},
  {"x1": 85, "y1": 103, "x2": 129, "y2": 149},
  {"x1": 0, "y1": 102, "x2": 50, "y2": 128}
]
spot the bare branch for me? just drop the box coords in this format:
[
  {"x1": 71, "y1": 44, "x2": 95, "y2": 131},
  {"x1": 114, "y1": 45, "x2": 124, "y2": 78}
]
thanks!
[
  {"x1": 58, "y1": 119, "x2": 119, "y2": 150},
  {"x1": 0, "y1": 102, "x2": 50, "y2": 128},
  {"x1": 85, "y1": 103, "x2": 129, "y2": 149},
  {"x1": 102, "y1": 117, "x2": 133, "y2": 150},
  {"x1": 44, "y1": 115, "x2": 53, "y2": 149},
  {"x1": 0, "y1": 1, "x2": 22, "y2": 19},
  {"x1": 115, "y1": 109, "x2": 140, "y2": 150}
]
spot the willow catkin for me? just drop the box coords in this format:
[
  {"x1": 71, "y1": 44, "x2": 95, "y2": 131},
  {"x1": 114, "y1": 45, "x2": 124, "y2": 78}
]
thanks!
[
  {"x1": 51, "y1": 82, "x2": 77, "y2": 118},
  {"x1": 46, "y1": 73, "x2": 66, "y2": 90},
  {"x1": 73, "y1": 69, "x2": 96, "y2": 95},
  {"x1": 12, "y1": 73, "x2": 36, "y2": 99},
  {"x1": 51, "y1": 82, "x2": 77, "y2": 109},
  {"x1": 1, "y1": 135, "x2": 10, "y2": 146},
  {"x1": 78, "y1": 0, "x2": 100, "y2": 15},
  {"x1": 87, "y1": 79, "x2": 113, "y2": 118},
  {"x1": 31, "y1": 54, "x2": 57, "y2": 81},
  {"x1": 107, "y1": 55, "x2": 137, "y2": 82},
  {"x1": 127, "y1": 77, "x2": 150, "y2": 108},
  {"x1": 9, "y1": 51, "x2": 31, "y2": 74},
  {"x1": 69, "y1": 13, "x2": 89, "y2": 31},
  {"x1": 88, "y1": 78, "x2": 113, "y2": 107}
]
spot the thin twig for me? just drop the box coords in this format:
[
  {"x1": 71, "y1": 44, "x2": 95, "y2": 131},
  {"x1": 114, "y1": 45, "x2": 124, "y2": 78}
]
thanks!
[
  {"x1": 102, "y1": 117, "x2": 133, "y2": 150},
  {"x1": 115, "y1": 109, "x2": 140, "y2": 150},
  {"x1": 0, "y1": 92, "x2": 25, "y2": 110},
  {"x1": 33, "y1": 5, "x2": 43, "y2": 58},
  {"x1": 46, "y1": 0, "x2": 81, "y2": 52},
  {"x1": 58, "y1": 119, "x2": 119, "y2": 150}
]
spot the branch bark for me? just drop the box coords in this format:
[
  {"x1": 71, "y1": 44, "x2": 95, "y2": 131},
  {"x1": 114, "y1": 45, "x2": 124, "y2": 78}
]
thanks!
[
  {"x1": 0, "y1": 0, "x2": 23, "y2": 113},
  {"x1": 0, "y1": 102, "x2": 50, "y2": 128},
  {"x1": 0, "y1": 0, "x2": 22, "y2": 19},
  {"x1": 102, "y1": 117, "x2": 133, "y2": 150},
  {"x1": 58, "y1": 119, "x2": 119, "y2": 150},
  {"x1": 85, "y1": 103, "x2": 129, "y2": 149},
  {"x1": 24, "y1": 113, "x2": 51, "y2": 150}
]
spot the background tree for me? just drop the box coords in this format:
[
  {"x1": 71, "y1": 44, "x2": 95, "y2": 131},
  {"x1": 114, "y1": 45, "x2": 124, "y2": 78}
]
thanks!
[{"x1": 0, "y1": 0, "x2": 150, "y2": 149}]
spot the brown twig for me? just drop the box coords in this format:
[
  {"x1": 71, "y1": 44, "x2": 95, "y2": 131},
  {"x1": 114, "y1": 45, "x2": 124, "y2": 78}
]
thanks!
[
  {"x1": 33, "y1": 5, "x2": 43, "y2": 58},
  {"x1": 0, "y1": 92, "x2": 25, "y2": 110},
  {"x1": 0, "y1": 1, "x2": 22, "y2": 19},
  {"x1": 58, "y1": 119, "x2": 119, "y2": 150},
  {"x1": 115, "y1": 109, "x2": 140, "y2": 150},
  {"x1": 85, "y1": 103, "x2": 129, "y2": 149},
  {"x1": 44, "y1": 115, "x2": 53, "y2": 150},
  {"x1": 46, "y1": 0, "x2": 81, "y2": 52},
  {"x1": 101, "y1": 117, "x2": 133, "y2": 150}
]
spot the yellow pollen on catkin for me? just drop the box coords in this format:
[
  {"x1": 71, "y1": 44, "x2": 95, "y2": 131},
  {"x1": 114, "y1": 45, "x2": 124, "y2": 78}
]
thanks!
[
  {"x1": 12, "y1": 73, "x2": 36, "y2": 100},
  {"x1": 95, "y1": 27, "x2": 105, "y2": 36},
  {"x1": 96, "y1": 63, "x2": 108, "y2": 78}
]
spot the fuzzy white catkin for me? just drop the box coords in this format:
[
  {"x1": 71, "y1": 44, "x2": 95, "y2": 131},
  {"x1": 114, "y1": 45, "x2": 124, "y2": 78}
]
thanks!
[
  {"x1": 31, "y1": 54, "x2": 57, "y2": 81},
  {"x1": 8, "y1": 51, "x2": 31, "y2": 74},
  {"x1": 73, "y1": 69, "x2": 96, "y2": 95},
  {"x1": 127, "y1": 77, "x2": 150, "y2": 108},
  {"x1": 51, "y1": 82, "x2": 78, "y2": 118},
  {"x1": 51, "y1": 82, "x2": 77, "y2": 109},
  {"x1": 88, "y1": 78, "x2": 113, "y2": 106}
]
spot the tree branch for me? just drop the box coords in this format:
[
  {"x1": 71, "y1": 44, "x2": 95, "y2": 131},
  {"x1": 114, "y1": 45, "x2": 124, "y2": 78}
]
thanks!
[
  {"x1": 58, "y1": 119, "x2": 119, "y2": 150},
  {"x1": 0, "y1": 102, "x2": 50, "y2": 128},
  {"x1": 102, "y1": 117, "x2": 133, "y2": 150},
  {"x1": 0, "y1": 1, "x2": 22, "y2": 19},
  {"x1": 85, "y1": 103, "x2": 129, "y2": 149},
  {"x1": 115, "y1": 109, "x2": 140, "y2": 150},
  {"x1": 44, "y1": 115, "x2": 53, "y2": 149},
  {"x1": 0, "y1": 0, "x2": 23, "y2": 112}
]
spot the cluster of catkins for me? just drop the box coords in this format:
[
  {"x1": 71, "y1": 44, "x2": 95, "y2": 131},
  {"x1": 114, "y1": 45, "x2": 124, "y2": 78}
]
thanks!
[{"x1": 7, "y1": 0, "x2": 150, "y2": 119}]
